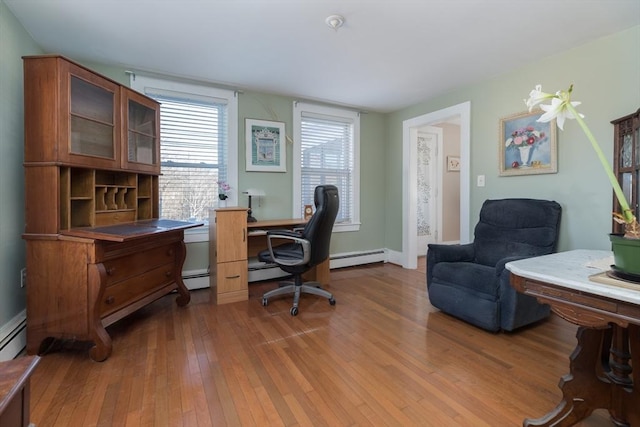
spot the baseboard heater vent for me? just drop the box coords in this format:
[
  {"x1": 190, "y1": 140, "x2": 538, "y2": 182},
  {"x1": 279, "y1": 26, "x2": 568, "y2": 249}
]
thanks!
[{"x1": 0, "y1": 311, "x2": 27, "y2": 361}]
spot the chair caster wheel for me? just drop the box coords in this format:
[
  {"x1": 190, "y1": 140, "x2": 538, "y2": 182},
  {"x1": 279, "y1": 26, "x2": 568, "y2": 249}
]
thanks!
[
  {"x1": 262, "y1": 298, "x2": 268, "y2": 306},
  {"x1": 290, "y1": 307, "x2": 299, "y2": 316},
  {"x1": 329, "y1": 298, "x2": 336, "y2": 306}
]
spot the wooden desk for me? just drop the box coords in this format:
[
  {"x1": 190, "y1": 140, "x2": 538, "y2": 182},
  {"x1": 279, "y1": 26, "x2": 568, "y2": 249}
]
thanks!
[
  {"x1": 0, "y1": 356, "x2": 40, "y2": 427},
  {"x1": 209, "y1": 209, "x2": 330, "y2": 304},
  {"x1": 506, "y1": 250, "x2": 640, "y2": 427}
]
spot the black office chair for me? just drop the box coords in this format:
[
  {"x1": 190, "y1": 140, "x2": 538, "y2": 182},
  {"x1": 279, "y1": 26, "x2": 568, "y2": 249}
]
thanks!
[{"x1": 259, "y1": 185, "x2": 339, "y2": 316}]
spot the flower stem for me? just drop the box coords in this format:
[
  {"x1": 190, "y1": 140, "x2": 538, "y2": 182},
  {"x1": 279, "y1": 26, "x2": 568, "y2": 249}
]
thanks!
[{"x1": 566, "y1": 104, "x2": 635, "y2": 224}]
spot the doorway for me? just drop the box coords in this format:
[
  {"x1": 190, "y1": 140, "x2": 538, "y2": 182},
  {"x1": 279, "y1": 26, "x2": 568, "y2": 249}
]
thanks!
[{"x1": 402, "y1": 101, "x2": 471, "y2": 269}]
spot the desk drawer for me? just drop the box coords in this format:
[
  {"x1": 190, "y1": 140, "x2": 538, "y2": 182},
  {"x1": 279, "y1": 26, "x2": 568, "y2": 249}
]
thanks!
[
  {"x1": 102, "y1": 244, "x2": 176, "y2": 285},
  {"x1": 216, "y1": 260, "x2": 248, "y2": 303},
  {"x1": 99, "y1": 262, "x2": 175, "y2": 316}
]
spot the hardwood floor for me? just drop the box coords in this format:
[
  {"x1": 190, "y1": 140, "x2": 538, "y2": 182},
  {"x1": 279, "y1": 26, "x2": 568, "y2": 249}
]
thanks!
[{"x1": 27, "y1": 261, "x2": 613, "y2": 426}]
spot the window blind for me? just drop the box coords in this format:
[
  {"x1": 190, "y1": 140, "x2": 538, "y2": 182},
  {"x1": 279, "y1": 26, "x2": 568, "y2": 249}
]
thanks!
[
  {"x1": 146, "y1": 90, "x2": 229, "y2": 221},
  {"x1": 300, "y1": 114, "x2": 353, "y2": 224}
]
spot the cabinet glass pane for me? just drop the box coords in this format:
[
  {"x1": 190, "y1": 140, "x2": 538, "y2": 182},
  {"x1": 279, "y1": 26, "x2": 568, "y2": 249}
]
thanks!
[
  {"x1": 128, "y1": 100, "x2": 156, "y2": 135},
  {"x1": 128, "y1": 100, "x2": 157, "y2": 164},
  {"x1": 636, "y1": 127, "x2": 640, "y2": 166},
  {"x1": 71, "y1": 116, "x2": 115, "y2": 158},
  {"x1": 71, "y1": 76, "x2": 114, "y2": 124},
  {"x1": 621, "y1": 134, "x2": 633, "y2": 168},
  {"x1": 70, "y1": 76, "x2": 115, "y2": 158},
  {"x1": 128, "y1": 131, "x2": 156, "y2": 164}
]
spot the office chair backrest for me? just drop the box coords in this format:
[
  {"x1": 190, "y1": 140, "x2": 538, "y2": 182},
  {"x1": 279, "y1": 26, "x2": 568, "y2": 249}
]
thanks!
[
  {"x1": 473, "y1": 198, "x2": 561, "y2": 267},
  {"x1": 302, "y1": 185, "x2": 340, "y2": 267}
]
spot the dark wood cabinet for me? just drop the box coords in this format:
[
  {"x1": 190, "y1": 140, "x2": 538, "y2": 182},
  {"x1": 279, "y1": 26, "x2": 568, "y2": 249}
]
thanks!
[
  {"x1": 23, "y1": 55, "x2": 200, "y2": 361},
  {"x1": 612, "y1": 109, "x2": 640, "y2": 233}
]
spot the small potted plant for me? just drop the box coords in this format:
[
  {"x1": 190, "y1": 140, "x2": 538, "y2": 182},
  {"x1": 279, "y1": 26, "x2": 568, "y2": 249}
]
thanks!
[
  {"x1": 217, "y1": 181, "x2": 231, "y2": 207},
  {"x1": 525, "y1": 84, "x2": 640, "y2": 276}
]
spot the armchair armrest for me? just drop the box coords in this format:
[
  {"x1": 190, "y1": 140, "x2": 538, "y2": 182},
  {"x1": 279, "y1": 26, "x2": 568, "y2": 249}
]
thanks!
[
  {"x1": 266, "y1": 230, "x2": 311, "y2": 266},
  {"x1": 427, "y1": 243, "x2": 475, "y2": 264}
]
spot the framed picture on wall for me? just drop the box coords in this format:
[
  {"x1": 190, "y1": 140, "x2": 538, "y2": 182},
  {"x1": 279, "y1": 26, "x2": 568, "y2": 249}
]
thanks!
[
  {"x1": 499, "y1": 110, "x2": 557, "y2": 176},
  {"x1": 447, "y1": 156, "x2": 460, "y2": 171},
  {"x1": 246, "y1": 118, "x2": 286, "y2": 172}
]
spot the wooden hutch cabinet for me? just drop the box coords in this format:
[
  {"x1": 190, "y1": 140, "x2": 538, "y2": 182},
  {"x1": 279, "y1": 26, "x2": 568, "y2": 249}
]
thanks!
[
  {"x1": 612, "y1": 109, "x2": 640, "y2": 234},
  {"x1": 22, "y1": 55, "x2": 201, "y2": 361}
]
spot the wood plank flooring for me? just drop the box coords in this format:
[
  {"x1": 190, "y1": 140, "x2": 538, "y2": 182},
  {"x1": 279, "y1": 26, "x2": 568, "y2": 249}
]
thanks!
[{"x1": 26, "y1": 261, "x2": 613, "y2": 426}]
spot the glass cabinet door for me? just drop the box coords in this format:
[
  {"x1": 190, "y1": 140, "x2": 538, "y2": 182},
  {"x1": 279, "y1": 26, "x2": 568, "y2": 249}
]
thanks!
[
  {"x1": 612, "y1": 109, "x2": 640, "y2": 234},
  {"x1": 70, "y1": 76, "x2": 116, "y2": 159},
  {"x1": 122, "y1": 88, "x2": 160, "y2": 173}
]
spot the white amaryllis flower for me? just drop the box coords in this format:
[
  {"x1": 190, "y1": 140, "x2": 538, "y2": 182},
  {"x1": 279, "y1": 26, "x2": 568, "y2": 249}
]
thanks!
[
  {"x1": 524, "y1": 84, "x2": 638, "y2": 236},
  {"x1": 525, "y1": 85, "x2": 584, "y2": 130}
]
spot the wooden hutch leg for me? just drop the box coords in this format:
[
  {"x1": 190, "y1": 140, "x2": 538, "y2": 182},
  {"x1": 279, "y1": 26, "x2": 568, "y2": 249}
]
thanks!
[
  {"x1": 87, "y1": 263, "x2": 112, "y2": 362},
  {"x1": 174, "y1": 239, "x2": 191, "y2": 307}
]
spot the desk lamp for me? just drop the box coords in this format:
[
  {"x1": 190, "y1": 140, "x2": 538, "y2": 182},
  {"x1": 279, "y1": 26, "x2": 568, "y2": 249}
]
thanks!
[{"x1": 243, "y1": 189, "x2": 265, "y2": 222}]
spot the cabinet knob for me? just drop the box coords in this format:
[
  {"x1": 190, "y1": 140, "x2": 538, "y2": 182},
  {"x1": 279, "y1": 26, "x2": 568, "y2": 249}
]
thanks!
[
  {"x1": 106, "y1": 267, "x2": 115, "y2": 276},
  {"x1": 165, "y1": 271, "x2": 173, "y2": 277},
  {"x1": 105, "y1": 296, "x2": 115, "y2": 305},
  {"x1": 167, "y1": 249, "x2": 174, "y2": 256}
]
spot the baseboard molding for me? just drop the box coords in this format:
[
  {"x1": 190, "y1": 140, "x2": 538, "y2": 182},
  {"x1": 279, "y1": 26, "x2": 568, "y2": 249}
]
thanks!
[
  {"x1": 185, "y1": 248, "x2": 389, "y2": 289},
  {"x1": 0, "y1": 310, "x2": 27, "y2": 361}
]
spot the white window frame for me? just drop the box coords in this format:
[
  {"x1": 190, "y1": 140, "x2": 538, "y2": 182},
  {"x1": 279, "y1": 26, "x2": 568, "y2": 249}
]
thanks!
[
  {"x1": 293, "y1": 101, "x2": 361, "y2": 232},
  {"x1": 131, "y1": 74, "x2": 238, "y2": 241}
]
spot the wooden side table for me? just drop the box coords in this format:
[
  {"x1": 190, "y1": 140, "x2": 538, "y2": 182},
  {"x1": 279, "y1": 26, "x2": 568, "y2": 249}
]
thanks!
[
  {"x1": 507, "y1": 250, "x2": 640, "y2": 426},
  {"x1": 0, "y1": 356, "x2": 40, "y2": 427}
]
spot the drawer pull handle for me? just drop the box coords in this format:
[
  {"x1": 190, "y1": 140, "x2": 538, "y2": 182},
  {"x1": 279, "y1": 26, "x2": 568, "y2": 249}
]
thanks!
[
  {"x1": 105, "y1": 296, "x2": 115, "y2": 305},
  {"x1": 165, "y1": 271, "x2": 172, "y2": 277},
  {"x1": 167, "y1": 249, "x2": 174, "y2": 256},
  {"x1": 106, "y1": 267, "x2": 115, "y2": 276},
  {"x1": 226, "y1": 275, "x2": 241, "y2": 279}
]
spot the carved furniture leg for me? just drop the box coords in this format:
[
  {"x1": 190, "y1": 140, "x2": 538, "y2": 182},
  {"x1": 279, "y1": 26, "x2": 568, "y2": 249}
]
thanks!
[
  {"x1": 174, "y1": 240, "x2": 191, "y2": 306},
  {"x1": 88, "y1": 263, "x2": 112, "y2": 362},
  {"x1": 524, "y1": 327, "x2": 610, "y2": 426}
]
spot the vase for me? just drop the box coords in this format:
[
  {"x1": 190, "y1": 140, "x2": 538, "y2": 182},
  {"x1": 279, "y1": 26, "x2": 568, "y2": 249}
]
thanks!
[
  {"x1": 518, "y1": 145, "x2": 532, "y2": 167},
  {"x1": 219, "y1": 199, "x2": 227, "y2": 208},
  {"x1": 609, "y1": 233, "x2": 640, "y2": 277}
]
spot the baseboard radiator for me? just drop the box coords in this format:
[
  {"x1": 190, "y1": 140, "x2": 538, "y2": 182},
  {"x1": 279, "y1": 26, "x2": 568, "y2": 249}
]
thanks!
[{"x1": 0, "y1": 310, "x2": 27, "y2": 361}]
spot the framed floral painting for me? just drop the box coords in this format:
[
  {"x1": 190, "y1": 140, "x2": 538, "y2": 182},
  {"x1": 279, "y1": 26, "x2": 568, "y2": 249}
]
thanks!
[{"x1": 499, "y1": 110, "x2": 557, "y2": 176}]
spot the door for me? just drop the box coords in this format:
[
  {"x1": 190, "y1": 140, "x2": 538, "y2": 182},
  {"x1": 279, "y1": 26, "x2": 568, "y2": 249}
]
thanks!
[{"x1": 416, "y1": 126, "x2": 443, "y2": 255}]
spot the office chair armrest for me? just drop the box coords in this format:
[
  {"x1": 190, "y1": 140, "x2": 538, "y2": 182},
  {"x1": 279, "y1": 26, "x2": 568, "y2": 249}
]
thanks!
[{"x1": 266, "y1": 232, "x2": 312, "y2": 266}]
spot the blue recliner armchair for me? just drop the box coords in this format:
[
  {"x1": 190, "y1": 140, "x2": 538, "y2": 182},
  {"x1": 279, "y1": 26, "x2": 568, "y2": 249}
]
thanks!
[{"x1": 426, "y1": 198, "x2": 562, "y2": 332}]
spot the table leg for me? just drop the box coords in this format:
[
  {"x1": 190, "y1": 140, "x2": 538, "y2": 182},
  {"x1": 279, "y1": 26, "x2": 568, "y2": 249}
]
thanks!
[
  {"x1": 525, "y1": 327, "x2": 611, "y2": 426},
  {"x1": 525, "y1": 325, "x2": 639, "y2": 427}
]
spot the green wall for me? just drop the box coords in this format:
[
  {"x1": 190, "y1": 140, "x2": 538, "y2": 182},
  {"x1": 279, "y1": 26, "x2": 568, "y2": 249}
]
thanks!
[
  {"x1": 0, "y1": 1, "x2": 42, "y2": 328},
  {"x1": 387, "y1": 25, "x2": 640, "y2": 253}
]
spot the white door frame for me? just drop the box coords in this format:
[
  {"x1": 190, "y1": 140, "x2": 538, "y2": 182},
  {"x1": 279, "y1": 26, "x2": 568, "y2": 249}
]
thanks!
[{"x1": 402, "y1": 101, "x2": 471, "y2": 269}]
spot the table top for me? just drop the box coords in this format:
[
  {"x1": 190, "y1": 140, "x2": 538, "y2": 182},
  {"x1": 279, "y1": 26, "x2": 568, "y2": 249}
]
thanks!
[{"x1": 506, "y1": 249, "x2": 640, "y2": 305}]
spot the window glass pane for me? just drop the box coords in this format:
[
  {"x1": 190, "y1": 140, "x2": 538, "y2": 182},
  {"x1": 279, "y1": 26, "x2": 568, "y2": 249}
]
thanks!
[{"x1": 148, "y1": 93, "x2": 228, "y2": 222}]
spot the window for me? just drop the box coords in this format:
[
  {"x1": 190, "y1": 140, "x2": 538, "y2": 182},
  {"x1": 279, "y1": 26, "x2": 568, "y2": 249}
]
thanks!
[
  {"x1": 293, "y1": 102, "x2": 360, "y2": 232},
  {"x1": 131, "y1": 75, "x2": 238, "y2": 223}
]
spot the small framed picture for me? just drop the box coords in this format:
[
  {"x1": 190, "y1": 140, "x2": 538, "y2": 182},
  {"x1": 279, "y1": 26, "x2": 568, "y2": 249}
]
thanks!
[
  {"x1": 447, "y1": 156, "x2": 460, "y2": 172},
  {"x1": 246, "y1": 119, "x2": 286, "y2": 172}
]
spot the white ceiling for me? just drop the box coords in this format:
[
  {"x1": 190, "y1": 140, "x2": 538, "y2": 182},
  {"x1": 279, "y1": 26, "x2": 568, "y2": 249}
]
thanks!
[{"x1": 5, "y1": 0, "x2": 640, "y2": 113}]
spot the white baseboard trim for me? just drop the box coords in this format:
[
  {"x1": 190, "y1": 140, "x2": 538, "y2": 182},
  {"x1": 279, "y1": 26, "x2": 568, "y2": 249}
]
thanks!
[
  {"x1": 386, "y1": 249, "x2": 404, "y2": 266},
  {"x1": 183, "y1": 268, "x2": 210, "y2": 290},
  {"x1": 184, "y1": 248, "x2": 389, "y2": 289},
  {"x1": 0, "y1": 310, "x2": 27, "y2": 361}
]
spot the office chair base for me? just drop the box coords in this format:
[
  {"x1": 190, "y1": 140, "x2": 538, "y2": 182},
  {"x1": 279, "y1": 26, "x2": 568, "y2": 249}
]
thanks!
[{"x1": 262, "y1": 281, "x2": 336, "y2": 316}]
